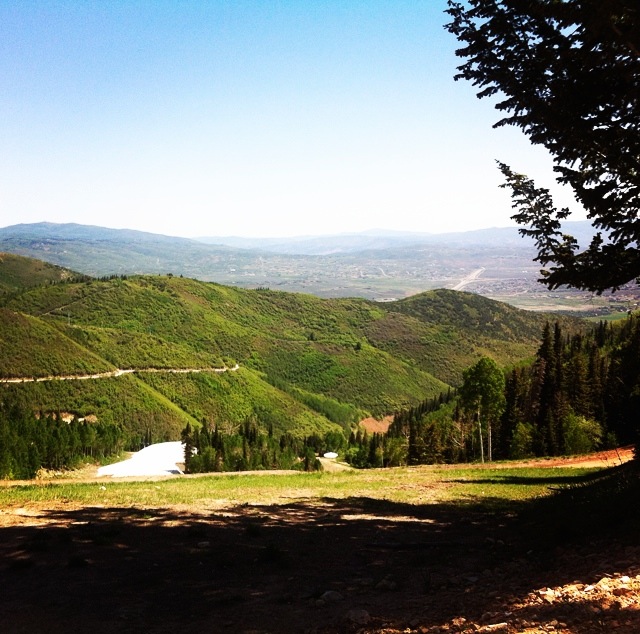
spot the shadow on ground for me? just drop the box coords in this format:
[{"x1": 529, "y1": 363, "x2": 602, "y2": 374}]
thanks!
[
  {"x1": 0, "y1": 471, "x2": 638, "y2": 633},
  {"x1": 446, "y1": 469, "x2": 608, "y2": 486}
]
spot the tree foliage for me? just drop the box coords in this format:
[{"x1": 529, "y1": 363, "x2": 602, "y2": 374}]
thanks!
[
  {"x1": 0, "y1": 396, "x2": 123, "y2": 479},
  {"x1": 379, "y1": 317, "x2": 639, "y2": 468},
  {"x1": 446, "y1": 0, "x2": 640, "y2": 293},
  {"x1": 459, "y1": 356, "x2": 506, "y2": 462},
  {"x1": 181, "y1": 419, "x2": 328, "y2": 473}
]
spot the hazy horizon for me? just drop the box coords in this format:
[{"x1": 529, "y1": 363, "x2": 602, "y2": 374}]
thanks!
[{"x1": 2, "y1": 218, "x2": 598, "y2": 244}]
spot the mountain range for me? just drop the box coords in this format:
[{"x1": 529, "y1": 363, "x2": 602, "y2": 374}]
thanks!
[
  {"x1": 0, "y1": 221, "x2": 599, "y2": 303},
  {"x1": 198, "y1": 221, "x2": 598, "y2": 254}
]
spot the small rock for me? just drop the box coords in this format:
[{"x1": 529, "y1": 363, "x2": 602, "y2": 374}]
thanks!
[
  {"x1": 376, "y1": 578, "x2": 397, "y2": 591},
  {"x1": 320, "y1": 590, "x2": 343, "y2": 602},
  {"x1": 346, "y1": 608, "x2": 370, "y2": 625},
  {"x1": 613, "y1": 587, "x2": 632, "y2": 596}
]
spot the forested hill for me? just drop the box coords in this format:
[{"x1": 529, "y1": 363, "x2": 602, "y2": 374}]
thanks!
[{"x1": 0, "y1": 255, "x2": 580, "y2": 446}]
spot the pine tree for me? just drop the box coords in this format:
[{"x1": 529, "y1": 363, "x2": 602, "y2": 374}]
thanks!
[
  {"x1": 181, "y1": 423, "x2": 194, "y2": 473},
  {"x1": 447, "y1": 1, "x2": 640, "y2": 293}
]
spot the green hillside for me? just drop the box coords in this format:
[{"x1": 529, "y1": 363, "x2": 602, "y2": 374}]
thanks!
[
  {"x1": 376, "y1": 289, "x2": 576, "y2": 385},
  {"x1": 0, "y1": 256, "x2": 582, "y2": 446},
  {"x1": 0, "y1": 375, "x2": 197, "y2": 445},
  {"x1": 0, "y1": 252, "x2": 85, "y2": 295},
  {"x1": 0, "y1": 308, "x2": 114, "y2": 378}
]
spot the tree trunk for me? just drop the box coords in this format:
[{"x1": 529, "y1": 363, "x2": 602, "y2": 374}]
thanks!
[
  {"x1": 477, "y1": 408, "x2": 484, "y2": 463},
  {"x1": 488, "y1": 420, "x2": 492, "y2": 462}
]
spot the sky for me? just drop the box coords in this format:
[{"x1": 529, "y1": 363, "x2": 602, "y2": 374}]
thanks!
[{"x1": 0, "y1": 0, "x2": 584, "y2": 239}]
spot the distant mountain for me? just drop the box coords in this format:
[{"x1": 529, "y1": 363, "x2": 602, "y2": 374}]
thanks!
[
  {"x1": 0, "y1": 222, "x2": 264, "y2": 279},
  {"x1": 0, "y1": 221, "x2": 601, "y2": 305},
  {"x1": 1, "y1": 222, "x2": 187, "y2": 243},
  {"x1": 196, "y1": 231, "x2": 440, "y2": 254},
  {"x1": 197, "y1": 221, "x2": 597, "y2": 254}
]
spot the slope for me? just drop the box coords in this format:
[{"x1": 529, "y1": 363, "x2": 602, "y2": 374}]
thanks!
[
  {"x1": 1, "y1": 257, "x2": 582, "y2": 444},
  {"x1": 0, "y1": 251, "x2": 86, "y2": 295},
  {"x1": 373, "y1": 288, "x2": 580, "y2": 385},
  {"x1": 0, "y1": 308, "x2": 114, "y2": 379}
]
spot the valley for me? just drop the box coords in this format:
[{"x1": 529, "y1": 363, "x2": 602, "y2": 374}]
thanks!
[
  {"x1": 2, "y1": 222, "x2": 638, "y2": 316},
  {"x1": 0, "y1": 236, "x2": 638, "y2": 634}
]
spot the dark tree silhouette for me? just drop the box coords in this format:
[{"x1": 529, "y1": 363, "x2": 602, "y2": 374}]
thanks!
[{"x1": 447, "y1": 1, "x2": 640, "y2": 293}]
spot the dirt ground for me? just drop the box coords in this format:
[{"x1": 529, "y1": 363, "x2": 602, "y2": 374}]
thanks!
[
  {"x1": 359, "y1": 416, "x2": 394, "y2": 434},
  {"x1": 0, "y1": 452, "x2": 638, "y2": 633}
]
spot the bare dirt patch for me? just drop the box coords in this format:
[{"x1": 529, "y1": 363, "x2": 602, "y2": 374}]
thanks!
[
  {"x1": 0, "y1": 496, "x2": 638, "y2": 633},
  {"x1": 467, "y1": 447, "x2": 635, "y2": 471},
  {"x1": 359, "y1": 416, "x2": 394, "y2": 434}
]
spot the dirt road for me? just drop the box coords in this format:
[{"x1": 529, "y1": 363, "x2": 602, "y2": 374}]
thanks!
[{"x1": 0, "y1": 364, "x2": 240, "y2": 384}]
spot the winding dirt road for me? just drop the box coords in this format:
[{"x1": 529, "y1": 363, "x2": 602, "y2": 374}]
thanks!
[{"x1": 0, "y1": 364, "x2": 240, "y2": 384}]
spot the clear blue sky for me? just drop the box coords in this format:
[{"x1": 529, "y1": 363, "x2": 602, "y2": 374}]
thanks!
[{"x1": 0, "y1": 0, "x2": 581, "y2": 238}]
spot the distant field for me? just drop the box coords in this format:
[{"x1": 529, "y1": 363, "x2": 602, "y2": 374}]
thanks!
[{"x1": 485, "y1": 289, "x2": 638, "y2": 317}]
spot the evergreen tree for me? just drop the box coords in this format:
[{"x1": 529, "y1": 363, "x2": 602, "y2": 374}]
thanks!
[
  {"x1": 447, "y1": 1, "x2": 640, "y2": 293},
  {"x1": 181, "y1": 423, "x2": 194, "y2": 473},
  {"x1": 500, "y1": 367, "x2": 528, "y2": 459}
]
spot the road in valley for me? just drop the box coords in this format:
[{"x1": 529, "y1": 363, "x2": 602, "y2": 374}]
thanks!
[{"x1": 452, "y1": 267, "x2": 485, "y2": 291}]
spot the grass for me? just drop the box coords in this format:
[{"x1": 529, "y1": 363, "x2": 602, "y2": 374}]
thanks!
[{"x1": 0, "y1": 463, "x2": 602, "y2": 510}]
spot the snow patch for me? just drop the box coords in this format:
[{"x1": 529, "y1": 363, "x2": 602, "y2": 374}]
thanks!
[{"x1": 98, "y1": 441, "x2": 185, "y2": 477}]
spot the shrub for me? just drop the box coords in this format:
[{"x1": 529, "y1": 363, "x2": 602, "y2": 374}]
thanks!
[
  {"x1": 510, "y1": 422, "x2": 535, "y2": 459},
  {"x1": 563, "y1": 413, "x2": 603, "y2": 455}
]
